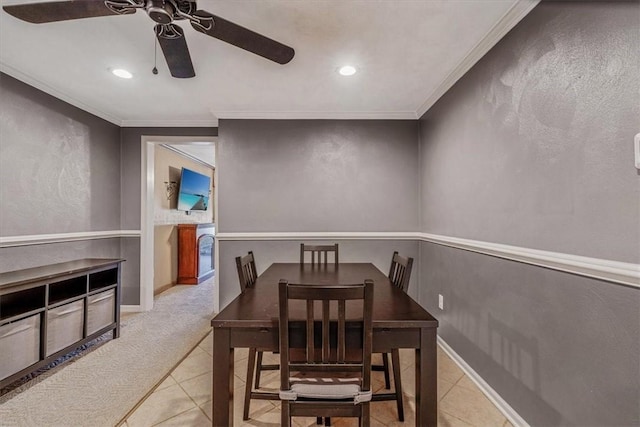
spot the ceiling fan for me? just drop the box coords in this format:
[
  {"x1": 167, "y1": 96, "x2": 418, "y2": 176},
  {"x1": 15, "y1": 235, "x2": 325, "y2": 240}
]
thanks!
[{"x1": 2, "y1": 0, "x2": 295, "y2": 78}]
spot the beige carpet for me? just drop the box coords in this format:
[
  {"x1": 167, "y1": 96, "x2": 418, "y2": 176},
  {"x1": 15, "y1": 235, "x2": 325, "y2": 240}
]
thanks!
[{"x1": 0, "y1": 279, "x2": 215, "y2": 427}]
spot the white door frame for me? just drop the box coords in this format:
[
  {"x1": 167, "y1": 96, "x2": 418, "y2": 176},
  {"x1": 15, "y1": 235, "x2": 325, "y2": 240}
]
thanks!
[{"x1": 140, "y1": 135, "x2": 218, "y2": 312}]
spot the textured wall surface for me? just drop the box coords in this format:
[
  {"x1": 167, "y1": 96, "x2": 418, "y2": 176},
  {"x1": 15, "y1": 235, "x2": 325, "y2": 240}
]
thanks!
[
  {"x1": 218, "y1": 120, "x2": 419, "y2": 233},
  {"x1": 419, "y1": 1, "x2": 640, "y2": 263},
  {"x1": 420, "y1": 241, "x2": 639, "y2": 426},
  {"x1": 418, "y1": 2, "x2": 640, "y2": 425},
  {"x1": 216, "y1": 119, "x2": 419, "y2": 307},
  {"x1": 0, "y1": 73, "x2": 121, "y2": 236},
  {"x1": 0, "y1": 73, "x2": 144, "y2": 302},
  {"x1": 0, "y1": 75, "x2": 217, "y2": 304}
]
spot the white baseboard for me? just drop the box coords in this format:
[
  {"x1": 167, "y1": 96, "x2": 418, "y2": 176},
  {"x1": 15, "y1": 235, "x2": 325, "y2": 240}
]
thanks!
[
  {"x1": 121, "y1": 305, "x2": 143, "y2": 313},
  {"x1": 437, "y1": 336, "x2": 530, "y2": 427}
]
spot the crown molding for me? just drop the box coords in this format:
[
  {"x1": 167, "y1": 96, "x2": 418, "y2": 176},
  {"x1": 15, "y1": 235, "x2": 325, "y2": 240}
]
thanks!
[
  {"x1": 1, "y1": 63, "x2": 219, "y2": 128},
  {"x1": 120, "y1": 118, "x2": 219, "y2": 128},
  {"x1": 0, "y1": 230, "x2": 141, "y2": 248},
  {"x1": 415, "y1": 0, "x2": 540, "y2": 119},
  {"x1": 0, "y1": 62, "x2": 123, "y2": 126},
  {"x1": 213, "y1": 111, "x2": 418, "y2": 121}
]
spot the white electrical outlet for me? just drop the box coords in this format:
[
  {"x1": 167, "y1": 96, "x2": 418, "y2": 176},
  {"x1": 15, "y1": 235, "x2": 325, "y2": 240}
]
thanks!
[{"x1": 438, "y1": 294, "x2": 444, "y2": 310}]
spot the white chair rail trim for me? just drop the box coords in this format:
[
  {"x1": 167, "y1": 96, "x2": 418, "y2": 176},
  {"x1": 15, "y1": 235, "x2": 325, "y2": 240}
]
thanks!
[
  {"x1": 215, "y1": 231, "x2": 417, "y2": 241},
  {"x1": 0, "y1": 230, "x2": 141, "y2": 248},
  {"x1": 216, "y1": 231, "x2": 639, "y2": 288},
  {"x1": 418, "y1": 232, "x2": 639, "y2": 289}
]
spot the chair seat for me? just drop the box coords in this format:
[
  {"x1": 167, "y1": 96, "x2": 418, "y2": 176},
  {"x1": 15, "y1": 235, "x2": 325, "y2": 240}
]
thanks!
[{"x1": 281, "y1": 380, "x2": 372, "y2": 403}]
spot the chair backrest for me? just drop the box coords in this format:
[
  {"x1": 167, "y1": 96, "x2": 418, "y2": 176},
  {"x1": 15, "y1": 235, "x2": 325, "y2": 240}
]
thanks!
[
  {"x1": 300, "y1": 243, "x2": 339, "y2": 266},
  {"x1": 388, "y1": 251, "x2": 413, "y2": 293},
  {"x1": 278, "y1": 280, "x2": 373, "y2": 392},
  {"x1": 236, "y1": 251, "x2": 257, "y2": 292}
]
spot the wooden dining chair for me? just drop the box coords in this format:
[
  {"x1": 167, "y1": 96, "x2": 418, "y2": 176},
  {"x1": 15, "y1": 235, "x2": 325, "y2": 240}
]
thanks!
[
  {"x1": 371, "y1": 251, "x2": 413, "y2": 421},
  {"x1": 278, "y1": 279, "x2": 374, "y2": 427},
  {"x1": 236, "y1": 251, "x2": 280, "y2": 420},
  {"x1": 300, "y1": 243, "x2": 339, "y2": 266}
]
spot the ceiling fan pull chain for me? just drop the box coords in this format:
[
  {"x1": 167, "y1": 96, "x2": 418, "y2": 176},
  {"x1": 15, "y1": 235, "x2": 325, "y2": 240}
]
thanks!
[{"x1": 152, "y1": 35, "x2": 158, "y2": 75}]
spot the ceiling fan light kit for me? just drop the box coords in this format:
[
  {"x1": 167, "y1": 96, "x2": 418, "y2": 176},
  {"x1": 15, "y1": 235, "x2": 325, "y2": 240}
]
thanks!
[{"x1": 3, "y1": 0, "x2": 295, "y2": 78}]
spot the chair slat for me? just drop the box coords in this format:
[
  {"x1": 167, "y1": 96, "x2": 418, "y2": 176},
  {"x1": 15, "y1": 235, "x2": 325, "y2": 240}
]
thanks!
[
  {"x1": 300, "y1": 243, "x2": 339, "y2": 266},
  {"x1": 307, "y1": 300, "x2": 314, "y2": 363},
  {"x1": 279, "y1": 280, "x2": 374, "y2": 425},
  {"x1": 322, "y1": 300, "x2": 330, "y2": 363},
  {"x1": 338, "y1": 300, "x2": 346, "y2": 363}
]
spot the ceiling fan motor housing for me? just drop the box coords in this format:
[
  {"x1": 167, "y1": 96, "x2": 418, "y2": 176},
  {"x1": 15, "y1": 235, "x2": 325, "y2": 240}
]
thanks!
[{"x1": 146, "y1": 0, "x2": 175, "y2": 24}]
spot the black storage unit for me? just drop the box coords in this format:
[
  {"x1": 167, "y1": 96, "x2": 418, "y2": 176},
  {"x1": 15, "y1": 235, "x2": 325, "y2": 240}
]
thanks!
[{"x1": 0, "y1": 258, "x2": 124, "y2": 388}]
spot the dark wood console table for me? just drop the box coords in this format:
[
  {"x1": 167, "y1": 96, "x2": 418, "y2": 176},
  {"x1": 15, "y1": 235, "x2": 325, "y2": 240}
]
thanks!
[{"x1": 0, "y1": 258, "x2": 124, "y2": 388}]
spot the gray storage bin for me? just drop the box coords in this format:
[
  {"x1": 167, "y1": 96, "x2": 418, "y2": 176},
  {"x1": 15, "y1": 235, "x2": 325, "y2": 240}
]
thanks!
[
  {"x1": 46, "y1": 299, "x2": 84, "y2": 356},
  {"x1": 87, "y1": 289, "x2": 115, "y2": 335},
  {"x1": 0, "y1": 314, "x2": 41, "y2": 381}
]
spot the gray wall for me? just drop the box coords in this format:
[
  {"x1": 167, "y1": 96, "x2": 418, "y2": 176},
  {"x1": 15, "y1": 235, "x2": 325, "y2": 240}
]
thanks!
[
  {"x1": 0, "y1": 73, "x2": 141, "y2": 302},
  {"x1": 0, "y1": 73, "x2": 217, "y2": 305},
  {"x1": 217, "y1": 119, "x2": 419, "y2": 308},
  {"x1": 419, "y1": 1, "x2": 640, "y2": 262},
  {"x1": 418, "y1": 2, "x2": 640, "y2": 426},
  {"x1": 218, "y1": 120, "x2": 419, "y2": 233},
  {"x1": 0, "y1": 73, "x2": 121, "y2": 236}
]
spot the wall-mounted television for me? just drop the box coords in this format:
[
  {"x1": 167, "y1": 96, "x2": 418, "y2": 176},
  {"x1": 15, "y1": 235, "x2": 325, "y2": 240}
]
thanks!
[{"x1": 177, "y1": 167, "x2": 211, "y2": 211}]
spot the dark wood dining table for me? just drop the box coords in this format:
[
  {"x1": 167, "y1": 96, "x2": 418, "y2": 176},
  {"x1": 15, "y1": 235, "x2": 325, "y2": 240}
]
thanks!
[{"x1": 210, "y1": 263, "x2": 439, "y2": 426}]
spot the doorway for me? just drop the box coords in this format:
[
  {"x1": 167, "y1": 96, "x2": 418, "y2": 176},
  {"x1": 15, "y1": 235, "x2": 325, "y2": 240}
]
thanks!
[{"x1": 140, "y1": 136, "x2": 218, "y2": 312}]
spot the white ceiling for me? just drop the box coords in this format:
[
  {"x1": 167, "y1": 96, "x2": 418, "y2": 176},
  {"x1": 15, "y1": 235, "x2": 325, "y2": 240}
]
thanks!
[{"x1": 0, "y1": 0, "x2": 538, "y2": 127}]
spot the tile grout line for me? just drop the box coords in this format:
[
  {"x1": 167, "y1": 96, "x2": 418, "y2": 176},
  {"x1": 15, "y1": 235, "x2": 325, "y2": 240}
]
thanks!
[
  {"x1": 437, "y1": 373, "x2": 463, "y2": 403},
  {"x1": 148, "y1": 382, "x2": 201, "y2": 427},
  {"x1": 130, "y1": 332, "x2": 212, "y2": 427},
  {"x1": 440, "y1": 376, "x2": 506, "y2": 427},
  {"x1": 177, "y1": 377, "x2": 212, "y2": 424}
]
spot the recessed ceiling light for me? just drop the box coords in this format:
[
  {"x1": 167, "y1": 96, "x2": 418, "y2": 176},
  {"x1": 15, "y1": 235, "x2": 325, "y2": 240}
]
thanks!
[
  {"x1": 338, "y1": 65, "x2": 357, "y2": 76},
  {"x1": 112, "y1": 68, "x2": 133, "y2": 79}
]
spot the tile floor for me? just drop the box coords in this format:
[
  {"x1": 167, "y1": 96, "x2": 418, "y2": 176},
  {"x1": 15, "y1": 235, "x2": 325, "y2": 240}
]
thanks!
[{"x1": 122, "y1": 331, "x2": 513, "y2": 427}]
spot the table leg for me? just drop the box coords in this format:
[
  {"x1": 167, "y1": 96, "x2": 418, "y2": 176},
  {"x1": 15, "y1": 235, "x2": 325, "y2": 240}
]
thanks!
[
  {"x1": 416, "y1": 327, "x2": 437, "y2": 427},
  {"x1": 212, "y1": 328, "x2": 234, "y2": 427}
]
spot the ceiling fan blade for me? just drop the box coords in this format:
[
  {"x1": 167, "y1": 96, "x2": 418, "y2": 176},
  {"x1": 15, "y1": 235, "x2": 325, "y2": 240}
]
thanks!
[
  {"x1": 155, "y1": 24, "x2": 196, "y2": 79},
  {"x1": 2, "y1": 0, "x2": 135, "y2": 24},
  {"x1": 190, "y1": 10, "x2": 294, "y2": 65}
]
